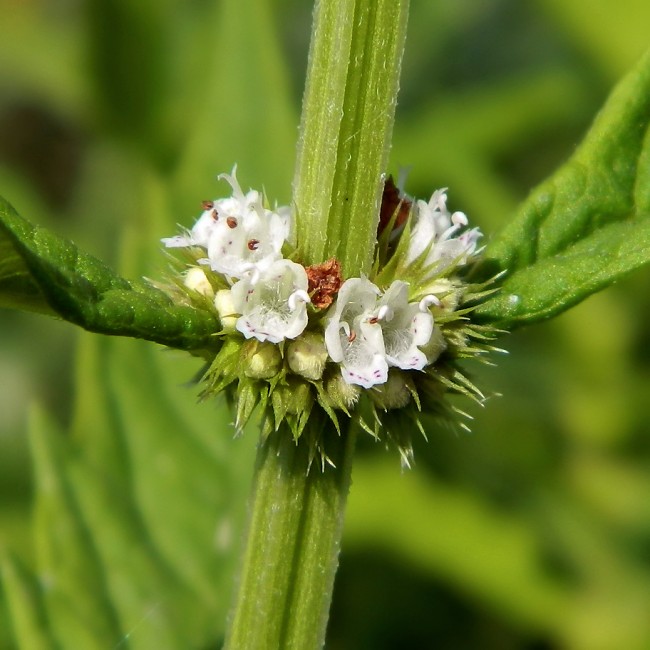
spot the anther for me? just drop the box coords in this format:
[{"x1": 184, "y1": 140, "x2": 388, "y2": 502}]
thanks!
[
  {"x1": 247, "y1": 239, "x2": 260, "y2": 250},
  {"x1": 202, "y1": 200, "x2": 214, "y2": 210},
  {"x1": 451, "y1": 211, "x2": 468, "y2": 227},
  {"x1": 226, "y1": 216, "x2": 238, "y2": 229}
]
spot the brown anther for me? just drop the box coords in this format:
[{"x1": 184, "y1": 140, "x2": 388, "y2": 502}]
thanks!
[
  {"x1": 367, "y1": 316, "x2": 379, "y2": 325},
  {"x1": 211, "y1": 209, "x2": 219, "y2": 220},
  {"x1": 226, "y1": 216, "x2": 238, "y2": 229},
  {"x1": 306, "y1": 258, "x2": 343, "y2": 309},
  {"x1": 347, "y1": 330, "x2": 357, "y2": 343},
  {"x1": 247, "y1": 239, "x2": 260, "y2": 251},
  {"x1": 201, "y1": 200, "x2": 214, "y2": 210}
]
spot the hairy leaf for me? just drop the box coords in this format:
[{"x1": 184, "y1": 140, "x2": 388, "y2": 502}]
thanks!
[
  {"x1": 0, "y1": 196, "x2": 219, "y2": 351},
  {"x1": 476, "y1": 48, "x2": 650, "y2": 327}
]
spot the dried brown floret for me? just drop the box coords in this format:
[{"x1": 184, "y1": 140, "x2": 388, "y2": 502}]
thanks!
[{"x1": 306, "y1": 258, "x2": 343, "y2": 309}]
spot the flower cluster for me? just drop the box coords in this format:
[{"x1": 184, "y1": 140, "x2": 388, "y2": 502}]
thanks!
[{"x1": 162, "y1": 168, "x2": 497, "y2": 465}]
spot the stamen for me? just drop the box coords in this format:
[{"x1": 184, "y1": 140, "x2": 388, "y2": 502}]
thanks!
[
  {"x1": 348, "y1": 329, "x2": 357, "y2": 343},
  {"x1": 419, "y1": 295, "x2": 441, "y2": 311},
  {"x1": 441, "y1": 223, "x2": 461, "y2": 241},
  {"x1": 226, "y1": 216, "x2": 238, "y2": 229},
  {"x1": 288, "y1": 290, "x2": 310, "y2": 311},
  {"x1": 451, "y1": 211, "x2": 468, "y2": 227},
  {"x1": 211, "y1": 209, "x2": 219, "y2": 220},
  {"x1": 202, "y1": 200, "x2": 214, "y2": 210},
  {"x1": 377, "y1": 305, "x2": 390, "y2": 321},
  {"x1": 247, "y1": 239, "x2": 260, "y2": 251},
  {"x1": 240, "y1": 264, "x2": 261, "y2": 286}
]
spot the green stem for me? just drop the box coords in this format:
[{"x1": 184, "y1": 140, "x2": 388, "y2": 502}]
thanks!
[
  {"x1": 224, "y1": 2, "x2": 409, "y2": 647},
  {"x1": 293, "y1": 0, "x2": 410, "y2": 277},
  {"x1": 223, "y1": 423, "x2": 357, "y2": 650}
]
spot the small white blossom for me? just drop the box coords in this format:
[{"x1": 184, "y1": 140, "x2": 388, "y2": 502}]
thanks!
[
  {"x1": 325, "y1": 279, "x2": 439, "y2": 388},
  {"x1": 376, "y1": 281, "x2": 434, "y2": 371},
  {"x1": 407, "y1": 188, "x2": 481, "y2": 276},
  {"x1": 200, "y1": 169, "x2": 289, "y2": 279},
  {"x1": 162, "y1": 167, "x2": 262, "y2": 250},
  {"x1": 324, "y1": 278, "x2": 388, "y2": 389},
  {"x1": 162, "y1": 168, "x2": 290, "y2": 281},
  {"x1": 231, "y1": 259, "x2": 310, "y2": 344}
]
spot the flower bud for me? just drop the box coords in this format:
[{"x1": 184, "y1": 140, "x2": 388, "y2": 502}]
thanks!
[
  {"x1": 241, "y1": 340, "x2": 282, "y2": 380},
  {"x1": 287, "y1": 332, "x2": 329, "y2": 381},
  {"x1": 184, "y1": 267, "x2": 214, "y2": 297},
  {"x1": 369, "y1": 370, "x2": 411, "y2": 410},
  {"x1": 324, "y1": 370, "x2": 360, "y2": 410},
  {"x1": 420, "y1": 279, "x2": 461, "y2": 312},
  {"x1": 274, "y1": 379, "x2": 313, "y2": 416},
  {"x1": 214, "y1": 289, "x2": 238, "y2": 332}
]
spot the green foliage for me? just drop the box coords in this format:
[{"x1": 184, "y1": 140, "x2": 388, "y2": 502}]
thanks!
[
  {"x1": 476, "y1": 48, "x2": 650, "y2": 327},
  {"x1": 1, "y1": 338, "x2": 257, "y2": 649},
  {"x1": 0, "y1": 196, "x2": 219, "y2": 351},
  {"x1": 2, "y1": 1, "x2": 650, "y2": 649},
  {"x1": 0, "y1": 0, "x2": 293, "y2": 647}
]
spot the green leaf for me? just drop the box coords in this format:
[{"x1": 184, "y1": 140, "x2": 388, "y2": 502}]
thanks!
[
  {"x1": 4, "y1": 333, "x2": 257, "y2": 649},
  {"x1": 1, "y1": 555, "x2": 57, "y2": 650},
  {"x1": 0, "y1": 196, "x2": 219, "y2": 351},
  {"x1": 173, "y1": 0, "x2": 297, "y2": 208},
  {"x1": 476, "y1": 48, "x2": 650, "y2": 327}
]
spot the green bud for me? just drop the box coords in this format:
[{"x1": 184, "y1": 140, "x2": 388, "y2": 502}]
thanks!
[
  {"x1": 324, "y1": 370, "x2": 360, "y2": 410},
  {"x1": 422, "y1": 325, "x2": 447, "y2": 364},
  {"x1": 369, "y1": 370, "x2": 411, "y2": 410},
  {"x1": 241, "y1": 340, "x2": 282, "y2": 380},
  {"x1": 287, "y1": 332, "x2": 329, "y2": 380},
  {"x1": 421, "y1": 278, "x2": 461, "y2": 313}
]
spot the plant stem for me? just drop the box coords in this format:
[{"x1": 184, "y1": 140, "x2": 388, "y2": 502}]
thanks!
[
  {"x1": 223, "y1": 423, "x2": 357, "y2": 650},
  {"x1": 224, "y1": 1, "x2": 409, "y2": 647},
  {"x1": 293, "y1": 0, "x2": 410, "y2": 277}
]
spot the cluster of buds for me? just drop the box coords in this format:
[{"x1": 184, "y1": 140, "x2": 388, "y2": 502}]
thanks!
[{"x1": 162, "y1": 168, "x2": 497, "y2": 466}]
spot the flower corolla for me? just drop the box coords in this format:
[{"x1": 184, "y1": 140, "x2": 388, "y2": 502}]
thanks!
[
  {"x1": 324, "y1": 278, "x2": 437, "y2": 388},
  {"x1": 407, "y1": 188, "x2": 482, "y2": 276},
  {"x1": 230, "y1": 259, "x2": 310, "y2": 344},
  {"x1": 162, "y1": 168, "x2": 290, "y2": 280}
]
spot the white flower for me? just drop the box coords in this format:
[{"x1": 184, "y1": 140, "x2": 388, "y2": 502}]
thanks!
[
  {"x1": 406, "y1": 188, "x2": 481, "y2": 276},
  {"x1": 200, "y1": 169, "x2": 290, "y2": 279},
  {"x1": 325, "y1": 279, "x2": 439, "y2": 388},
  {"x1": 376, "y1": 281, "x2": 434, "y2": 371},
  {"x1": 161, "y1": 168, "x2": 291, "y2": 281},
  {"x1": 231, "y1": 259, "x2": 310, "y2": 344},
  {"x1": 324, "y1": 278, "x2": 388, "y2": 389}
]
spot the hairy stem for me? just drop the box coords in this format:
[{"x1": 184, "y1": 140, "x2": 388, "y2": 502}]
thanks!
[
  {"x1": 293, "y1": 0, "x2": 410, "y2": 277},
  {"x1": 223, "y1": 424, "x2": 357, "y2": 650},
  {"x1": 224, "y1": 1, "x2": 409, "y2": 647}
]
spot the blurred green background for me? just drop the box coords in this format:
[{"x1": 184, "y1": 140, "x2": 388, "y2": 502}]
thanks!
[{"x1": 1, "y1": 0, "x2": 650, "y2": 648}]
